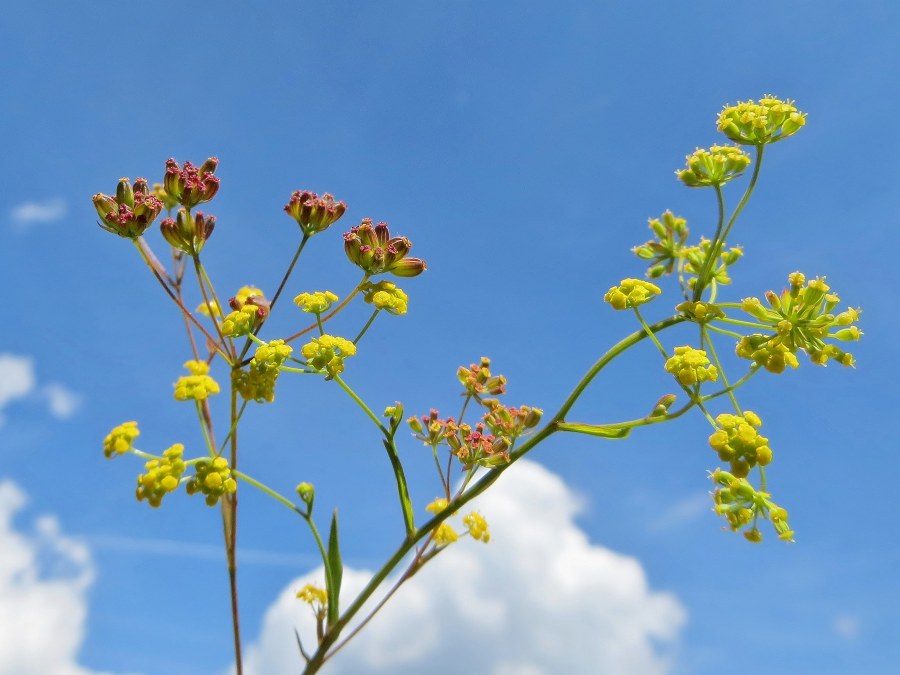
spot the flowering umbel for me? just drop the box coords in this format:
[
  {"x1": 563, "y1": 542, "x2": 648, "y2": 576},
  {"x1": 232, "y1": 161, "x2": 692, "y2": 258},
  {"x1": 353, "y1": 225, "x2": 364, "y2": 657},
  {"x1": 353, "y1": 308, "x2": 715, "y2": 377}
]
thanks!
[
  {"x1": 343, "y1": 219, "x2": 427, "y2": 277},
  {"x1": 163, "y1": 157, "x2": 220, "y2": 208},
  {"x1": 676, "y1": 145, "x2": 752, "y2": 188},
  {"x1": 717, "y1": 95, "x2": 806, "y2": 145},
  {"x1": 93, "y1": 177, "x2": 164, "y2": 238},
  {"x1": 284, "y1": 191, "x2": 347, "y2": 235},
  {"x1": 160, "y1": 209, "x2": 216, "y2": 255}
]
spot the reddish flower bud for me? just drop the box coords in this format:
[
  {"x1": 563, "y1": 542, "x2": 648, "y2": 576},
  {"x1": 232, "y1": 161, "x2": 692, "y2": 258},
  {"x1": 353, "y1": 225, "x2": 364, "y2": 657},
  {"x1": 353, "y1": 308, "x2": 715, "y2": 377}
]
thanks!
[
  {"x1": 93, "y1": 177, "x2": 164, "y2": 239},
  {"x1": 283, "y1": 190, "x2": 347, "y2": 235},
  {"x1": 164, "y1": 157, "x2": 220, "y2": 209},
  {"x1": 160, "y1": 208, "x2": 216, "y2": 255},
  {"x1": 342, "y1": 219, "x2": 427, "y2": 278}
]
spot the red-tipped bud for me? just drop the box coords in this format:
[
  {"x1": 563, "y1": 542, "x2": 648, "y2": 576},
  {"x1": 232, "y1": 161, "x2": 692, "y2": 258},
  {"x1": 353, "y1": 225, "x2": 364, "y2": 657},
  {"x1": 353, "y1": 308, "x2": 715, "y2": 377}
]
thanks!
[{"x1": 283, "y1": 190, "x2": 347, "y2": 235}]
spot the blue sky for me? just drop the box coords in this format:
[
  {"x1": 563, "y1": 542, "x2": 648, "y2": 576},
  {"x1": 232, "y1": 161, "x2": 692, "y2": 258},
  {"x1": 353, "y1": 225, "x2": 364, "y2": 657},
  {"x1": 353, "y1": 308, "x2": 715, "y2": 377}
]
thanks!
[{"x1": 2, "y1": 2, "x2": 899, "y2": 673}]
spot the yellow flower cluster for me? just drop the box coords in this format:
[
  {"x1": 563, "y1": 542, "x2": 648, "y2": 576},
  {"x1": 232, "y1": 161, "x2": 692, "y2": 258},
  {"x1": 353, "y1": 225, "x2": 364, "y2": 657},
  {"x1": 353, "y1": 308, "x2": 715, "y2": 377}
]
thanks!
[
  {"x1": 664, "y1": 346, "x2": 719, "y2": 387},
  {"x1": 103, "y1": 421, "x2": 140, "y2": 458},
  {"x1": 604, "y1": 278, "x2": 661, "y2": 310},
  {"x1": 361, "y1": 280, "x2": 408, "y2": 316},
  {"x1": 136, "y1": 443, "x2": 186, "y2": 508},
  {"x1": 676, "y1": 145, "x2": 752, "y2": 188},
  {"x1": 294, "y1": 290, "x2": 338, "y2": 314},
  {"x1": 708, "y1": 411, "x2": 772, "y2": 478},
  {"x1": 186, "y1": 456, "x2": 237, "y2": 506},
  {"x1": 463, "y1": 512, "x2": 490, "y2": 543},
  {"x1": 196, "y1": 299, "x2": 222, "y2": 318},
  {"x1": 717, "y1": 95, "x2": 806, "y2": 145},
  {"x1": 433, "y1": 523, "x2": 458, "y2": 546},
  {"x1": 221, "y1": 305, "x2": 261, "y2": 338},
  {"x1": 711, "y1": 469, "x2": 794, "y2": 543},
  {"x1": 173, "y1": 360, "x2": 221, "y2": 401},
  {"x1": 296, "y1": 583, "x2": 328, "y2": 607},
  {"x1": 234, "y1": 340, "x2": 293, "y2": 403},
  {"x1": 301, "y1": 334, "x2": 357, "y2": 378}
]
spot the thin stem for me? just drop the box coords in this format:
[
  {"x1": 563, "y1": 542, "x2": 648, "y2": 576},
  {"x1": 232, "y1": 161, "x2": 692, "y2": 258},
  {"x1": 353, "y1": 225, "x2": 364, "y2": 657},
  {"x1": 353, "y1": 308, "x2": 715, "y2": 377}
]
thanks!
[
  {"x1": 632, "y1": 307, "x2": 669, "y2": 359},
  {"x1": 333, "y1": 376, "x2": 387, "y2": 434},
  {"x1": 223, "y1": 384, "x2": 242, "y2": 675},
  {"x1": 193, "y1": 256, "x2": 233, "y2": 359},
  {"x1": 132, "y1": 240, "x2": 228, "y2": 360},
  {"x1": 270, "y1": 235, "x2": 310, "y2": 312},
  {"x1": 701, "y1": 327, "x2": 741, "y2": 412},
  {"x1": 234, "y1": 471, "x2": 304, "y2": 515},
  {"x1": 353, "y1": 310, "x2": 380, "y2": 345}
]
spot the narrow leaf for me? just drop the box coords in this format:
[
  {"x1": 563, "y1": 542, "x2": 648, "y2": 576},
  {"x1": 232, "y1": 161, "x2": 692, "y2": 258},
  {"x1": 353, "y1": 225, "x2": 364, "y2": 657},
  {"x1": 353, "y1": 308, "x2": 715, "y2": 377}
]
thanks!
[
  {"x1": 556, "y1": 421, "x2": 632, "y2": 439},
  {"x1": 326, "y1": 509, "x2": 343, "y2": 628}
]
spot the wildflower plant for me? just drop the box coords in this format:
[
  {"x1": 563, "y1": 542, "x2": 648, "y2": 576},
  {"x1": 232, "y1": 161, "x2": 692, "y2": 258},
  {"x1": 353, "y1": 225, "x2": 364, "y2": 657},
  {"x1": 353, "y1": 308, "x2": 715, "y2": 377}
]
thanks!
[{"x1": 93, "y1": 96, "x2": 860, "y2": 674}]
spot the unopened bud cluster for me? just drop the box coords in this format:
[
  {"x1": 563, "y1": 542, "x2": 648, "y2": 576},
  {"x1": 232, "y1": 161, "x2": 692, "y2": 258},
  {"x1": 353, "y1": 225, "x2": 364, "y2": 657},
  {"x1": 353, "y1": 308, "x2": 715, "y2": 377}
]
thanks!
[
  {"x1": 665, "y1": 346, "x2": 719, "y2": 387},
  {"x1": 632, "y1": 211, "x2": 689, "y2": 278},
  {"x1": 343, "y1": 219, "x2": 427, "y2": 277},
  {"x1": 284, "y1": 191, "x2": 347, "y2": 236},
  {"x1": 361, "y1": 280, "x2": 408, "y2": 315},
  {"x1": 93, "y1": 177, "x2": 164, "y2": 239},
  {"x1": 717, "y1": 95, "x2": 806, "y2": 145},
  {"x1": 676, "y1": 145, "x2": 751, "y2": 188},
  {"x1": 136, "y1": 444, "x2": 186, "y2": 507},
  {"x1": 457, "y1": 357, "x2": 507, "y2": 397}
]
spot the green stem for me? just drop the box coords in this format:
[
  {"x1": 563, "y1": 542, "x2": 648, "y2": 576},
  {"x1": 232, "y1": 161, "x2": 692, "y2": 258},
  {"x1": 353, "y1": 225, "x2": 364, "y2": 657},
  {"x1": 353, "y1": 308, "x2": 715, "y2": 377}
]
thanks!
[
  {"x1": 701, "y1": 327, "x2": 742, "y2": 412},
  {"x1": 353, "y1": 310, "x2": 380, "y2": 345},
  {"x1": 234, "y1": 470, "x2": 304, "y2": 515},
  {"x1": 270, "y1": 235, "x2": 310, "y2": 312},
  {"x1": 333, "y1": 376, "x2": 387, "y2": 434},
  {"x1": 193, "y1": 256, "x2": 233, "y2": 361}
]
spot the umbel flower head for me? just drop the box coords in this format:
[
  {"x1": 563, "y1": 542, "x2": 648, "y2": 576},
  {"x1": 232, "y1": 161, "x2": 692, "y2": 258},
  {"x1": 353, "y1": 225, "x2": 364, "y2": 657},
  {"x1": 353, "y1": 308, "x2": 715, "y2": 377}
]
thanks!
[
  {"x1": 361, "y1": 280, "x2": 408, "y2": 315},
  {"x1": 136, "y1": 443, "x2": 186, "y2": 508},
  {"x1": 343, "y1": 219, "x2": 427, "y2": 277},
  {"x1": 186, "y1": 456, "x2": 237, "y2": 506},
  {"x1": 710, "y1": 468, "x2": 794, "y2": 543},
  {"x1": 632, "y1": 210, "x2": 689, "y2": 278},
  {"x1": 682, "y1": 239, "x2": 743, "y2": 288},
  {"x1": 604, "y1": 278, "x2": 661, "y2": 310},
  {"x1": 676, "y1": 145, "x2": 752, "y2": 188},
  {"x1": 284, "y1": 191, "x2": 347, "y2": 236},
  {"x1": 103, "y1": 421, "x2": 140, "y2": 458},
  {"x1": 160, "y1": 209, "x2": 216, "y2": 255},
  {"x1": 174, "y1": 360, "x2": 221, "y2": 401},
  {"x1": 738, "y1": 272, "x2": 862, "y2": 369},
  {"x1": 708, "y1": 411, "x2": 772, "y2": 478},
  {"x1": 163, "y1": 157, "x2": 220, "y2": 209},
  {"x1": 717, "y1": 95, "x2": 806, "y2": 145},
  {"x1": 665, "y1": 346, "x2": 719, "y2": 387},
  {"x1": 301, "y1": 334, "x2": 357, "y2": 378},
  {"x1": 93, "y1": 177, "x2": 164, "y2": 238},
  {"x1": 458, "y1": 357, "x2": 506, "y2": 396},
  {"x1": 221, "y1": 288, "x2": 270, "y2": 338},
  {"x1": 234, "y1": 339, "x2": 293, "y2": 403},
  {"x1": 294, "y1": 291, "x2": 339, "y2": 314}
]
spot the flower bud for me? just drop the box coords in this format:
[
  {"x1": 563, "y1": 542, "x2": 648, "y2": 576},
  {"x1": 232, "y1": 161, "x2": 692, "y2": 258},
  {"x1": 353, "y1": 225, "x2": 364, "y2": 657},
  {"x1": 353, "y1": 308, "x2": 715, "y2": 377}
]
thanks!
[
  {"x1": 296, "y1": 482, "x2": 315, "y2": 506},
  {"x1": 284, "y1": 190, "x2": 347, "y2": 235}
]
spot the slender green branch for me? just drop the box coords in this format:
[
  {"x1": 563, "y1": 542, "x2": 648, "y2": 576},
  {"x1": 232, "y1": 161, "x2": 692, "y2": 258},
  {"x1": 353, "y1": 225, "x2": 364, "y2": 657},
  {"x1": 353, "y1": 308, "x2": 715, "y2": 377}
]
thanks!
[
  {"x1": 284, "y1": 275, "x2": 370, "y2": 344},
  {"x1": 234, "y1": 471, "x2": 304, "y2": 515},
  {"x1": 353, "y1": 309, "x2": 380, "y2": 345},
  {"x1": 194, "y1": 256, "x2": 233, "y2": 360},
  {"x1": 270, "y1": 234, "x2": 311, "y2": 312},
  {"x1": 333, "y1": 376, "x2": 387, "y2": 434}
]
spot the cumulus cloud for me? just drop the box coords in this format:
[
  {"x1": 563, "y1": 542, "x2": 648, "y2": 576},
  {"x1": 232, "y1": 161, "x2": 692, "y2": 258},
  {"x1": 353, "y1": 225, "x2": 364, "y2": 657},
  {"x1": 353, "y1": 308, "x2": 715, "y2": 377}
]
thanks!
[
  {"x1": 0, "y1": 354, "x2": 80, "y2": 425},
  {"x1": 9, "y1": 199, "x2": 66, "y2": 231},
  {"x1": 242, "y1": 460, "x2": 687, "y2": 675},
  {"x1": 42, "y1": 383, "x2": 82, "y2": 419},
  {"x1": 0, "y1": 479, "x2": 104, "y2": 675},
  {"x1": 0, "y1": 354, "x2": 36, "y2": 425}
]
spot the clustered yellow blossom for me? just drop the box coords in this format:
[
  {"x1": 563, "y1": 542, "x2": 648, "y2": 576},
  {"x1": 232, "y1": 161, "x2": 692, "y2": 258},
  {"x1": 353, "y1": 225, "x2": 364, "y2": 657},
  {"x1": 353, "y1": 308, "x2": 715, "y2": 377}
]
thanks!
[
  {"x1": 426, "y1": 498, "x2": 450, "y2": 514},
  {"x1": 234, "y1": 340, "x2": 293, "y2": 403},
  {"x1": 676, "y1": 145, "x2": 752, "y2": 188},
  {"x1": 604, "y1": 278, "x2": 661, "y2": 310},
  {"x1": 186, "y1": 456, "x2": 237, "y2": 506},
  {"x1": 361, "y1": 280, "x2": 408, "y2": 315},
  {"x1": 664, "y1": 346, "x2": 719, "y2": 387},
  {"x1": 221, "y1": 305, "x2": 262, "y2": 338},
  {"x1": 675, "y1": 301, "x2": 725, "y2": 324},
  {"x1": 136, "y1": 443, "x2": 186, "y2": 507},
  {"x1": 301, "y1": 334, "x2": 357, "y2": 378},
  {"x1": 710, "y1": 468, "x2": 794, "y2": 543},
  {"x1": 173, "y1": 360, "x2": 221, "y2": 401},
  {"x1": 233, "y1": 286, "x2": 264, "y2": 307},
  {"x1": 433, "y1": 523, "x2": 458, "y2": 546},
  {"x1": 103, "y1": 421, "x2": 140, "y2": 458},
  {"x1": 738, "y1": 273, "x2": 862, "y2": 369},
  {"x1": 296, "y1": 583, "x2": 328, "y2": 607},
  {"x1": 463, "y1": 512, "x2": 490, "y2": 543},
  {"x1": 717, "y1": 95, "x2": 806, "y2": 145},
  {"x1": 294, "y1": 290, "x2": 339, "y2": 314},
  {"x1": 708, "y1": 411, "x2": 772, "y2": 478},
  {"x1": 196, "y1": 299, "x2": 222, "y2": 318}
]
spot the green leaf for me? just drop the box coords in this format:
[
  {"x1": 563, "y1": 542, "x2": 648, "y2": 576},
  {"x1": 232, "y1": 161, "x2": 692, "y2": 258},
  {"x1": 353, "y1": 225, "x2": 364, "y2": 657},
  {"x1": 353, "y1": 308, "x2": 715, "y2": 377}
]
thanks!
[
  {"x1": 326, "y1": 509, "x2": 343, "y2": 628},
  {"x1": 556, "y1": 422, "x2": 632, "y2": 439}
]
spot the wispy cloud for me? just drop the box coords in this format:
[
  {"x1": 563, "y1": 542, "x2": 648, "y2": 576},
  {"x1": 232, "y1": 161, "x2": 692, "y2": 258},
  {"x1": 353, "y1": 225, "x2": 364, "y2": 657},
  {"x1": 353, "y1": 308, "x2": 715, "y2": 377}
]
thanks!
[
  {"x1": 9, "y1": 198, "x2": 66, "y2": 231},
  {"x1": 833, "y1": 614, "x2": 861, "y2": 640},
  {"x1": 88, "y1": 534, "x2": 318, "y2": 567},
  {"x1": 646, "y1": 492, "x2": 711, "y2": 532},
  {"x1": 242, "y1": 460, "x2": 687, "y2": 675}
]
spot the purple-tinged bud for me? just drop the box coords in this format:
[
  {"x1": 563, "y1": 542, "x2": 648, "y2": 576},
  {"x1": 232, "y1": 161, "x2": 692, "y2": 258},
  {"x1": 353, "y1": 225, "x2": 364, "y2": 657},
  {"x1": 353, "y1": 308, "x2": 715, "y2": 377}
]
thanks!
[
  {"x1": 92, "y1": 193, "x2": 118, "y2": 221},
  {"x1": 133, "y1": 178, "x2": 151, "y2": 197},
  {"x1": 164, "y1": 157, "x2": 220, "y2": 209},
  {"x1": 284, "y1": 190, "x2": 347, "y2": 235},
  {"x1": 94, "y1": 174, "x2": 164, "y2": 239},
  {"x1": 388, "y1": 257, "x2": 427, "y2": 277},
  {"x1": 523, "y1": 407, "x2": 543, "y2": 429}
]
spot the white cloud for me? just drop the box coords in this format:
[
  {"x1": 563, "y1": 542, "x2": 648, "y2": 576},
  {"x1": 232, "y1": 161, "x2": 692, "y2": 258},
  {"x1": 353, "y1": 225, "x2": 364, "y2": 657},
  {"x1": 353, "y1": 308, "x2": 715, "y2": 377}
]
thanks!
[
  {"x1": 9, "y1": 199, "x2": 66, "y2": 230},
  {"x1": 242, "y1": 460, "x2": 687, "y2": 675},
  {"x1": 0, "y1": 354, "x2": 80, "y2": 425},
  {"x1": 42, "y1": 383, "x2": 82, "y2": 419},
  {"x1": 0, "y1": 479, "x2": 107, "y2": 675},
  {"x1": 0, "y1": 354, "x2": 36, "y2": 425},
  {"x1": 646, "y1": 492, "x2": 711, "y2": 532}
]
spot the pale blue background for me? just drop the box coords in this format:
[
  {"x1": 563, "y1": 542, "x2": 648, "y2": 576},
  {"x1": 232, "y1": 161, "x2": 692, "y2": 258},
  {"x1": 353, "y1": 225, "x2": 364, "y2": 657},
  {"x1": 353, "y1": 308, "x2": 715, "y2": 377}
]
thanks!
[{"x1": 1, "y1": 2, "x2": 898, "y2": 673}]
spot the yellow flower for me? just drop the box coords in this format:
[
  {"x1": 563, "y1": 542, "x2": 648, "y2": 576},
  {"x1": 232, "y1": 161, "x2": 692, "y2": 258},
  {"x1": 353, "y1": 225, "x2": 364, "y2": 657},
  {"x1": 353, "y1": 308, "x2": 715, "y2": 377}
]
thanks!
[
  {"x1": 103, "y1": 421, "x2": 140, "y2": 458},
  {"x1": 717, "y1": 95, "x2": 806, "y2": 145},
  {"x1": 604, "y1": 278, "x2": 661, "y2": 310},
  {"x1": 301, "y1": 335, "x2": 357, "y2": 378},
  {"x1": 463, "y1": 512, "x2": 490, "y2": 543},
  {"x1": 294, "y1": 291, "x2": 339, "y2": 314},
  {"x1": 433, "y1": 523, "x2": 458, "y2": 546},
  {"x1": 173, "y1": 360, "x2": 220, "y2": 401},
  {"x1": 296, "y1": 583, "x2": 328, "y2": 606}
]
